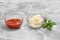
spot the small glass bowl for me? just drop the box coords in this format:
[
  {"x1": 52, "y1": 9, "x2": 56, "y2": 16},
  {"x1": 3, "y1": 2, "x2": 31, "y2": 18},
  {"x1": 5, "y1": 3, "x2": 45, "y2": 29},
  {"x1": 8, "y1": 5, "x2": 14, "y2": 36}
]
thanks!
[
  {"x1": 4, "y1": 12, "x2": 23, "y2": 29},
  {"x1": 27, "y1": 13, "x2": 43, "y2": 29}
]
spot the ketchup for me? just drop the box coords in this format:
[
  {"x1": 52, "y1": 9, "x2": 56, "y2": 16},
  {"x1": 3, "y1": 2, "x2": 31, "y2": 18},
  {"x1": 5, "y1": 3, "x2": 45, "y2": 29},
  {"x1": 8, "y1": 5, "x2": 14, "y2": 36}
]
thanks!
[{"x1": 5, "y1": 18, "x2": 23, "y2": 29}]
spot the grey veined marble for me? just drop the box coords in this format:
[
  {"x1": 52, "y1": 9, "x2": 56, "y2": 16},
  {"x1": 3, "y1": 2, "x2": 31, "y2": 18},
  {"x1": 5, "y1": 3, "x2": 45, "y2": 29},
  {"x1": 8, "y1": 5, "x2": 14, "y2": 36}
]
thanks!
[{"x1": 0, "y1": 0, "x2": 60, "y2": 40}]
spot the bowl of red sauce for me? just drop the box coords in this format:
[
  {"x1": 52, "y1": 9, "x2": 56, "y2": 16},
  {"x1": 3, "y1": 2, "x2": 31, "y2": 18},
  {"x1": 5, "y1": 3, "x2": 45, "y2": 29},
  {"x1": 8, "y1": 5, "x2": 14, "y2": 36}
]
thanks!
[{"x1": 5, "y1": 12, "x2": 23, "y2": 29}]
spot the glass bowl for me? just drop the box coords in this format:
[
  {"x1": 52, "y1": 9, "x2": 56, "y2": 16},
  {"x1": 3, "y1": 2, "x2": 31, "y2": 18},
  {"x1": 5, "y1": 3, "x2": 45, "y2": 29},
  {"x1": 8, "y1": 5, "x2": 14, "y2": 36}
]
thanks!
[
  {"x1": 4, "y1": 12, "x2": 23, "y2": 29},
  {"x1": 27, "y1": 13, "x2": 43, "y2": 29}
]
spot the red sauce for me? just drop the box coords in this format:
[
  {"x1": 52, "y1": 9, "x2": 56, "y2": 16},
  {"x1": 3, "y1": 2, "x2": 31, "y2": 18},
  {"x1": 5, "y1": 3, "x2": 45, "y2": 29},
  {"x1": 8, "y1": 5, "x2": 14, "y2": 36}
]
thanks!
[{"x1": 5, "y1": 18, "x2": 23, "y2": 29}]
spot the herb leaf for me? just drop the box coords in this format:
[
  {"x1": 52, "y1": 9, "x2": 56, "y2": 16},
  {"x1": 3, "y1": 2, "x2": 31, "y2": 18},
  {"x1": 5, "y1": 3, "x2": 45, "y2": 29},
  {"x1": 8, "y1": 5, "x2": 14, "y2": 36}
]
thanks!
[
  {"x1": 44, "y1": 18, "x2": 47, "y2": 23},
  {"x1": 42, "y1": 18, "x2": 56, "y2": 30}
]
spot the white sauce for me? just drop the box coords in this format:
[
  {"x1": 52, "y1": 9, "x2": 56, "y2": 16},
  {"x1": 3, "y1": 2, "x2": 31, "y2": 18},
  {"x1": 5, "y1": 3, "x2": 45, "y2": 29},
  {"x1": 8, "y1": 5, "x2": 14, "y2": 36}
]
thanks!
[{"x1": 29, "y1": 15, "x2": 43, "y2": 28}]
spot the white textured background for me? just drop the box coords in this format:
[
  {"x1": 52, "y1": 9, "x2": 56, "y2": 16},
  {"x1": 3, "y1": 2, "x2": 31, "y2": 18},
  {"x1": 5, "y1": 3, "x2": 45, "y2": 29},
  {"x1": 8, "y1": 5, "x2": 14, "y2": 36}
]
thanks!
[{"x1": 0, "y1": 0, "x2": 60, "y2": 40}]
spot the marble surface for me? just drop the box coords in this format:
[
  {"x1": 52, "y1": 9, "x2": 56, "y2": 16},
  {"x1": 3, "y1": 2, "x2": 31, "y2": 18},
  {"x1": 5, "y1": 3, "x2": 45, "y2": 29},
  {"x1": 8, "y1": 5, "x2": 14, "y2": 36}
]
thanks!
[{"x1": 0, "y1": 0, "x2": 60, "y2": 40}]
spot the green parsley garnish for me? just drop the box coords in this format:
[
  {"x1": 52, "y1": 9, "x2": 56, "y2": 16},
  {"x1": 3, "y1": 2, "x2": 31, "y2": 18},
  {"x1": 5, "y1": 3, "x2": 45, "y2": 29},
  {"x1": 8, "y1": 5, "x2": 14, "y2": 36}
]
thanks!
[{"x1": 42, "y1": 18, "x2": 56, "y2": 30}]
